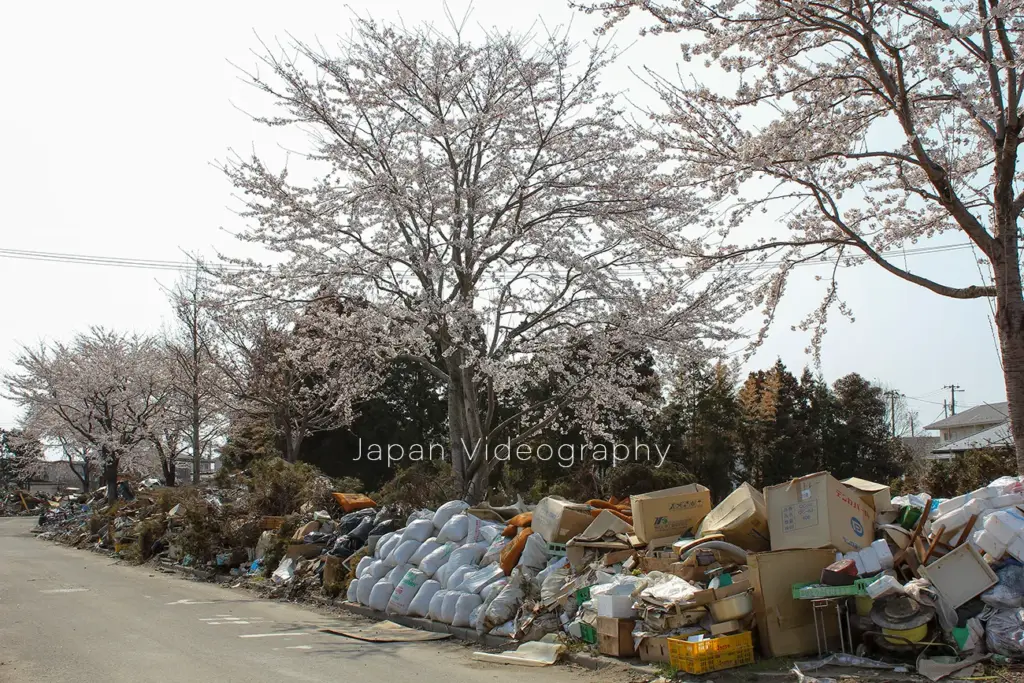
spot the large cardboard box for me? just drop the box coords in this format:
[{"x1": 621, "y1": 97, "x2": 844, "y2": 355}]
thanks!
[
  {"x1": 532, "y1": 497, "x2": 594, "y2": 544},
  {"x1": 749, "y1": 549, "x2": 838, "y2": 658},
  {"x1": 765, "y1": 473, "x2": 875, "y2": 552},
  {"x1": 597, "y1": 617, "x2": 637, "y2": 657},
  {"x1": 631, "y1": 484, "x2": 712, "y2": 543},
  {"x1": 841, "y1": 477, "x2": 893, "y2": 513},
  {"x1": 697, "y1": 483, "x2": 771, "y2": 551},
  {"x1": 638, "y1": 635, "x2": 671, "y2": 663}
]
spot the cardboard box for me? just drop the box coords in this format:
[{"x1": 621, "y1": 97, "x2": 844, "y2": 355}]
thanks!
[
  {"x1": 285, "y1": 542, "x2": 327, "y2": 560},
  {"x1": 698, "y1": 483, "x2": 771, "y2": 552},
  {"x1": 765, "y1": 473, "x2": 875, "y2": 552},
  {"x1": 532, "y1": 497, "x2": 594, "y2": 544},
  {"x1": 710, "y1": 619, "x2": 743, "y2": 636},
  {"x1": 749, "y1": 549, "x2": 838, "y2": 658},
  {"x1": 638, "y1": 635, "x2": 671, "y2": 663},
  {"x1": 632, "y1": 484, "x2": 712, "y2": 543},
  {"x1": 597, "y1": 617, "x2": 637, "y2": 657},
  {"x1": 842, "y1": 477, "x2": 893, "y2": 513},
  {"x1": 921, "y1": 544, "x2": 998, "y2": 609}
]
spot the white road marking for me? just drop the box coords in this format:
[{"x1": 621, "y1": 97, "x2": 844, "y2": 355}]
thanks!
[
  {"x1": 166, "y1": 599, "x2": 216, "y2": 605},
  {"x1": 286, "y1": 645, "x2": 312, "y2": 650},
  {"x1": 238, "y1": 632, "x2": 309, "y2": 639},
  {"x1": 39, "y1": 588, "x2": 88, "y2": 594}
]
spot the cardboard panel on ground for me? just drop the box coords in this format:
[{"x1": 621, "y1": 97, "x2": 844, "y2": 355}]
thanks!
[
  {"x1": 765, "y1": 472, "x2": 875, "y2": 552},
  {"x1": 748, "y1": 549, "x2": 838, "y2": 658},
  {"x1": 631, "y1": 484, "x2": 712, "y2": 543},
  {"x1": 697, "y1": 482, "x2": 770, "y2": 551}
]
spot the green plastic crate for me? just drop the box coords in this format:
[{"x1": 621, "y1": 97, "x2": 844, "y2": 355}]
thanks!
[
  {"x1": 574, "y1": 585, "x2": 592, "y2": 604},
  {"x1": 547, "y1": 542, "x2": 567, "y2": 557},
  {"x1": 791, "y1": 577, "x2": 878, "y2": 600},
  {"x1": 580, "y1": 622, "x2": 597, "y2": 644}
]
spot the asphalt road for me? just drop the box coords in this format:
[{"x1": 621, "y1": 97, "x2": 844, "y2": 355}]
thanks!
[{"x1": 0, "y1": 518, "x2": 602, "y2": 683}]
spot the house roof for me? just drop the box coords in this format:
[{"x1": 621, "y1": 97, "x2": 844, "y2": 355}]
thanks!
[
  {"x1": 931, "y1": 421, "x2": 1013, "y2": 453},
  {"x1": 900, "y1": 436, "x2": 941, "y2": 458},
  {"x1": 923, "y1": 402, "x2": 1008, "y2": 431}
]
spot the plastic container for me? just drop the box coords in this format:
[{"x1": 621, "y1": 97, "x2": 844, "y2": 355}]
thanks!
[
  {"x1": 668, "y1": 631, "x2": 755, "y2": 675},
  {"x1": 596, "y1": 594, "x2": 636, "y2": 618},
  {"x1": 791, "y1": 577, "x2": 878, "y2": 600}
]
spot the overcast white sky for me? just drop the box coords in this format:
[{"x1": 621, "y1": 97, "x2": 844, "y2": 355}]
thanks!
[{"x1": 0, "y1": 0, "x2": 1005, "y2": 432}]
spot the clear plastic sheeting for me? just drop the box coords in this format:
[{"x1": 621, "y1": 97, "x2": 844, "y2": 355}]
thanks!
[
  {"x1": 985, "y1": 608, "x2": 1024, "y2": 655},
  {"x1": 638, "y1": 572, "x2": 699, "y2": 608},
  {"x1": 982, "y1": 564, "x2": 1024, "y2": 608}
]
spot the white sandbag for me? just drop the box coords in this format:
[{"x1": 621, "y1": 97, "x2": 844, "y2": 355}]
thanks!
[
  {"x1": 365, "y1": 560, "x2": 389, "y2": 584},
  {"x1": 453, "y1": 592, "x2": 483, "y2": 627},
  {"x1": 448, "y1": 542, "x2": 487, "y2": 570},
  {"x1": 432, "y1": 500, "x2": 470, "y2": 531},
  {"x1": 518, "y1": 532, "x2": 549, "y2": 570},
  {"x1": 460, "y1": 564, "x2": 506, "y2": 594},
  {"x1": 419, "y1": 542, "x2": 457, "y2": 576},
  {"x1": 387, "y1": 569, "x2": 429, "y2": 615},
  {"x1": 434, "y1": 561, "x2": 454, "y2": 587},
  {"x1": 389, "y1": 539, "x2": 422, "y2": 567},
  {"x1": 376, "y1": 532, "x2": 401, "y2": 561},
  {"x1": 464, "y1": 515, "x2": 499, "y2": 543},
  {"x1": 437, "y1": 514, "x2": 469, "y2": 543},
  {"x1": 537, "y1": 556, "x2": 568, "y2": 585},
  {"x1": 408, "y1": 580, "x2": 442, "y2": 618},
  {"x1": 440, "y1": 590, "x2": 463, "y2": 624},
  {"x1": 446, "y1": 564, "x2": 477, "y2": 591},
  {"x1": 479, "y1": 523, "x2": 501, "y2": 543},
  {"x1": 410, "y1": 538, "x2": 441, "y2": 565},
  {"x1": 386, "y1": 563, "x2": 415, "y2": 584},
  {"x1": 402, "y1": 519, "x2": 435, "y2": 544},
  {"x1": 482, "y1": 535, "x2": 512, "y2": 566},
  {"x1": 407, "y1": 508, "x2": 434, "y2": 525},
  {"x1": 347, "y1": 577, "x2": 360, "y2": 603},
  {"x1": 490, "y1": 620, "x2": 516, "y2": 637},
  {"x1": 428, "y1": 589, "x2": 450, "y2": 621},
  {"x1": 355, "y1": 555, "x2": 374, "y2": 579},
  {"x1": 368, "y1": 579, "x2": 396, "y2": 612},
  {"x1": 481, "y1": 578, "x2": 508, "y2": 604},
  {"x1": 469, "y1": 604, "x2": 486, "y2": 632},
  {"x1": 484, "y1": 574, "x2": 526, "y2": 630},
  {"x1": 357, "y1": 574, "x2": 377, "y2": 605}
]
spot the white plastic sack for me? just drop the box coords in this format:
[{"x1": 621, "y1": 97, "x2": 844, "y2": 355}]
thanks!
[
  {"x1": 537, "y1": 556, "x2": 568, "y2": 585},
  {"x1": 518, "y1": 532, "x2": 548, "y2": 570},
  {"x1": 368, "y1": 579, "x2": 396, "y2": 612},
  {"x1": 437, "y1": 514, "x2": 470, "y2": 543},
  {"x1": 481, "y1": 578, "x2": 508, "y2": 604},
  {"x1": 347, "y1": 577, "x2": 360, "y2": 603},
  {"x1": 387, "y1": 569, "x2": 429, "y2": 615},
  {"x1": 419, "y1": 542, "x2": 457, "y2": 577},
  {"x1": 365, "y1": 560, "x2": 389, "y2": 584},
  {"x1": 460, "y1": 565, "x2": 506, "y2": 594},
  {"x1": 446, "y1": 564, "x2": 477, "y2": 591},
  {"x1": 432, "y1": 500, "x2": 470, "y2": 531},
  {"x1": 386, "y1": 563, "x2": 415, "y2": 584},
  {"x1": 376, "y1": 532, "x2": 400, "y2": 560},
  {"x1": 434, "y1": 561, "x2": 454, "y2": 587},
  {"x1": 389, "y1": 539, "x2": 422, "y2": 567},
  {"x1": 484, "y1": 575, "x2": 526, "y2": 630},
  {"x1": 453, "y1": 593, "x2": 483, "y2": 627},
  {"x1": 469, "y1": 604, "x2": 486, "y2": 632},
  {"x1": 482, "y1": 535, "x2": 511, "y2": 566},
  {"x1": 410, "y1": 538, "x2": 441, "y2": 565},
  {"x1": 355, "y1": 555, "x2": 374, "y2": 579},
  {"x1": 402, "y1": 519, "x2": 435, "y2": 544},
  {"x1": 490, "y1": 619, "x2": 517, "y2": 637},
  {"x1": 407, "y1": 508, "x2": 434, "y2": 525},
  {"x1": 272, "y1": 558, "x2": 295, "y2": 584},
  {"x1": 357, "y1": 574, "x2": 377, "y2": 605},
  {"x1": 428, "y1": 589, "x2": 450, "y2": 621},
  {"x1": 440, "y1": 590, "x2": 463, "y2": 624},
  {"x1": 464, "y1": 515, "x2": 498, "y2": 544},
  {"x1": 409, "y1": 580, "x2": 442, "y2": 618},
  {"x1": 448, "y1": 542, "x2": 487, "y2": 570}
]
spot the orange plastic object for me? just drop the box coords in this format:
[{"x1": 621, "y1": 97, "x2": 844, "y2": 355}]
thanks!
[
  {"x1": 331, "y1": 493, "x2": 376, "y2": 513},
  {"x1": 506, "y1": 511, "x2": 533, "y2": 527},
  {"x1": 500, "y1": 527, "x2": 533, "y2": 575}
]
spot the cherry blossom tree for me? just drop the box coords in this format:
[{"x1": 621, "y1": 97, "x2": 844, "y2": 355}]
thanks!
[
  {"x1": 577, "y1": 0, "x2": 1024, "y2": 471},
  {"x1": 4, "y1": 328, "x2": 170, "y2": 503},
  {"x1": 223, "y1": 19, "x2": 738, "y2": 501}
]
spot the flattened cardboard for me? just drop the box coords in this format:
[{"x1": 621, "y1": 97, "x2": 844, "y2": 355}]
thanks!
[
  {"x1": 631, "y1": 484, "x2": 712, "y2": 543},
  {"x1": 749, "y1": 549, "x2": 838, "y2": 658},
  {"x1": 841, "y1": 477, "x2": 894, "y2": 513},
  {"x1": 697, "y1": 483, "x2": 771, "y2": 552},
  {"x1": 765, "y1": 472, "x2": 876, "y2": 552},
  {"x1": 532, "y1": 497, "x2": 594, "y2": 544}
]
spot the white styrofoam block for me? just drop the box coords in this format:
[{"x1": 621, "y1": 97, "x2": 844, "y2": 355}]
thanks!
[
  {"x1": 989, "y1": 493, "x2": 1024, "y2": 510},
  {"x1": 937, "y1": 488, "x2": 1003, "y2": 517},
  {"x1": 1009, "y1": 535, "x2": 1024, "y2": 563},
  {"x1": 984, "y1": 510, "x2": 1024, "y2": 545},
  {"x1": 859, "y1": 546, "x2": 882, "y2": 575},
  {"x1": 844, "y1": 551, "x2": 866, "y2": 575},
  {"x1": 975, "y1": 530, "x2": 1009, "y2": 559},
  {"x1": 871, "y1": 539, "x2": 894, "y2": 570}
]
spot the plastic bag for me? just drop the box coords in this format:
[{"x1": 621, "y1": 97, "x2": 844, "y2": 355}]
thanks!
[
  {"x1": 410, "y1": 539, "x2": 441, "y2": 565},
  {"x1": 355, "y1": 555, "x2": 373, "y2": 579},
  {"x1": 428, "y1": 589, "x2": 450, "y2": 621},
  {"x1": 482, "y1": 535, "x2": 511, "y2": 566},
  {"x1": 437, "y1": 514, "x2": 469, "y2": 543},
  {"x1": 346, "y1": 517, "x2": 375, "y2": 543},
  {"x1": 468, "y1": 604, "x2": 486, "y2": 632},
  {"x1": 440, "y1": 590, "x2": 463, "y2": 624},
  {"x1": 460, "y1": 565, "x2": 506, "y2": 594},
  {"x1": 446, "y1": 564, "x2": 477, "y2": 591},
  {"x1": 408, "y1": 580, "x2": 442, "y2": 618},
  {"x1": 490, "y1": 620, "x2": 517, "y2": 637},
  {"x1": 465, "y1": 515, "x2": 498, "y2": 544},
  {"x1": 453, "y1": 593, "x2": 483, "y2": 627},
  {"x1": 484, "y1": 571, "x2": 526, "y2": 630},
  {"x1": 541, "y1": 565, "x2": 571, "y2": 603},
  {"x1": 419, "y1": 542, "x2": 457, "y2": 577},
  {"x1": 347, "y1": 577, "x2": 360, "y2": 603},
  {"x1": 389, "y1": 539, "x2": 421, "y2": 567},
  {"x1": 387, "y1": 569, "x2": 429, "y2": 615},
  {"x1": 983, "y1": 565, "x2": 1024, "y2": 608},
  {"x1": 537, "y1": 556, "x2": 568, "y2": 585},
  {"x1": 449, "y1": 542, "x2": 487, "y2": 570},
  {"x1": 432, "y1": 500, "x2": 470, "y2": 531},
  {"x1": 500, "y1": 528, "x2": 532, "y2": 575},
  {"x1": 272, "y1": 558, "x2": 295, "y2": 584},
  {"x1": 337, "y1": 508, "x2": 376, "y2": 535},
  {"x1": 402, "y1": 519, "x2": 435, "y2": 543},
  {"x1": 368, "y1": 579, "x2": 396, "y2": 612},
  {"x1": 518, "y1": 531, "x2": 548, "y2": 570},
  {"x1": 986, "y1": 608, "x2": 1024, "y2": 655},
  {"x1": 481, "y1": 578, "x2": 508, "y2": 604}
]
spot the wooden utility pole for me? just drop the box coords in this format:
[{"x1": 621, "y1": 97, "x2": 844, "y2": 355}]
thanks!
[
  {"x1": 944, "y1": 385, "x2": 964, "y2": 415},
  {"x1": 884, "y1": 390, "x2": 903, "y2": 437}
]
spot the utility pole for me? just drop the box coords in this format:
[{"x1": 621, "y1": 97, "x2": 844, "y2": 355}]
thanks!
[
  {"x1": 944, "y1": 385, "x2": 964, "y2": 415},
  {"x1": 910, "y1": 413, "x2": 916, "y2": 437},
  {"x1": 884, "y1": 390, "x2": 903, "y2": 437}
]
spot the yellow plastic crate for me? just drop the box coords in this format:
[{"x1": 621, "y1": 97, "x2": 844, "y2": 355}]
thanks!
[{"x1": 667, "y1": 631, "x2": 755, "y2": 675}]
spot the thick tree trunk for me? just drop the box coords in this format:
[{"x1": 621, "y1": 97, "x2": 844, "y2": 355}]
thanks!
[
  {"x1": 993, "y1": 241, "x2": 1024, "y2": 473},
  {"x1": 447, "y1": 356, "x2": 488, "y2": 504},
  {"x1": 162, "y1": 459, "x2": 176, "y2": 487},
  {"x1": 192, "y1": 392, "x2": 202, "y2": 485},
  {"x1": 103, "y1": 451, "x2": 118, "y2": 505}
]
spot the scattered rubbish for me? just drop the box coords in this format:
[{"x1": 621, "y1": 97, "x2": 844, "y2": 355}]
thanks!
[{"x1": 320, "y1": 622, "x2": 451, "y2": 643}]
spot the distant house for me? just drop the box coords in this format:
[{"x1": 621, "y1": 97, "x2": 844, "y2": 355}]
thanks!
[
  {"x1": 172, "y1": 456, "x2": 221, "y2": 483},
  {"x1": 923, "y1": 402, "x2": 1012, "y2": 460},
  {"x1": 25, "y1": 460, "x2": 99, "y2": 495},
  {"x1": 900, "y1": 435, "x2": 941, "y2": 460}
]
